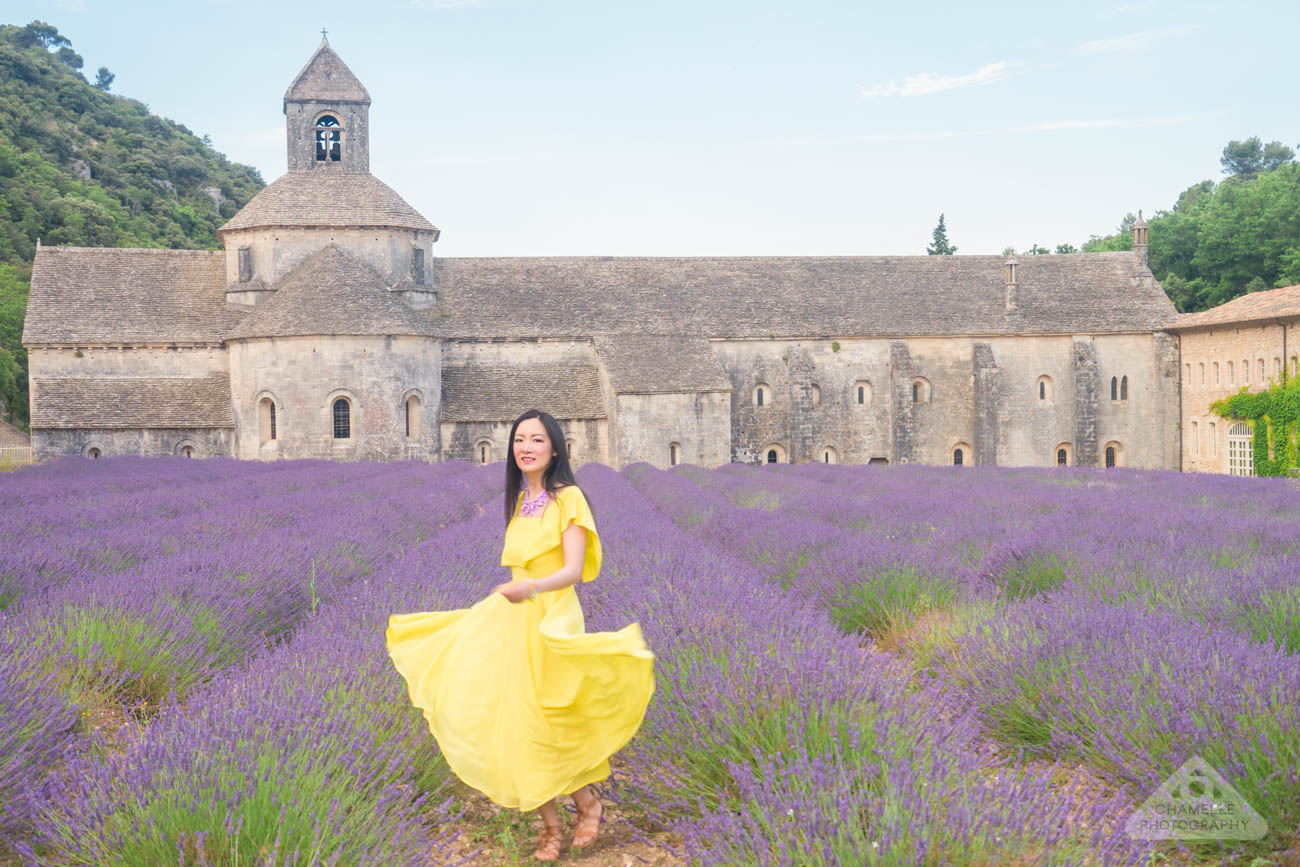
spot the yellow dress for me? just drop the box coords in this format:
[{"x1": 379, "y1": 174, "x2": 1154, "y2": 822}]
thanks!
[{"x1": 385, "y1": 484, "x2": 655, "y2": 811}]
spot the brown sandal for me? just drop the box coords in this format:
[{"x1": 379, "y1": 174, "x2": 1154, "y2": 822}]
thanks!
[
  {"x1": 571, "y1": 795, "x2": 603, "y2": 848},
  {"x1": 532, "y1": 823, "x2": 564, "y2": 861}
]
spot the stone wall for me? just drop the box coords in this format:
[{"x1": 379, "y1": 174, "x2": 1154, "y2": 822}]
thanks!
[
  {"x1": 29, "y1": 345, "x2": 228, "y2": 378},
  {"x1": 222, "y1": 227, "x2": 436, "y2": 299},
  {"x1": 1177, "y1": 320, "x2": 1297, "y2": 473},
  {"x1": 227, "y1": 334, "x2": 441, "y2": 461},
  {"x1": 612, "y1": 391, "x2": 730, "y2": 469},
  {"x1": 709, "y1": 333, "x2": 1178, "y2": 469},
  {"x1": 440, "y1": 417, "x2": 609, "y2": 467},
  {"x1": 31, "y1": 427, "x2": 232, "y2": 459}
]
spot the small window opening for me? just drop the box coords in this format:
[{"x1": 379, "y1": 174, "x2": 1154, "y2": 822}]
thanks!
[
  {"x1": 810, "y1": 383, "x2": 821, "y2": 406},
  {"x1": 181, "y1": 446, "x2": 194, "y2": 458},
  {"x1": 238, "y1": 247, "x2": 253, "y2": 283},
  {"x1": 412, "y1": 248, "x2": 426, "y2": 285},
  {"x1": 857, "y1": 385, "x2": 864, "y2": 404},
  {"x1": 405, "y1": 396, "x2": 421, "y2": 439},
  {"x1": 953, "y1": 448, "x2": 963, "y2": 466},
  {"x1": 1057, "y1": 448, "x2": 1067, "y2": 466},
  {"x1": 1120, "y1": 375, "x2": 1128, "y2": 401},
  {"x1": 766, "y1": 449, "x2": 778, "y2": 463},
  {"x1": 1110, "y1": 376, "x2": 1118, "y2": 401},
  {"x1": 1105, "y1": 446, "x2": 1116, "y2": 468},
  {"x1": 332, "y1": 398, "x2": 351, "y2": 439},
  {"x1": 912, "y1": 383, "x2": 918, "y2": 403},
  {"x1": 670, "y1": 442, "x2": 681, "y2": 466},
  {"x1": 88, "y1": 447, "x2": 101, "y2": 459},
  {"x1": 315, "y1": 115, "x2": 341, "y2": 162}
]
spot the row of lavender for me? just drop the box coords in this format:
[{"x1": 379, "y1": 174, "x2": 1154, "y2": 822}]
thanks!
[
  {"x1": 631, "y1": 461, "x2": 1300, "y2": 861},
  {"x1": 3, "y1": 456, "x2": 1296, "y2": 864},
  {"x1": 2, "y1": 457, "x2": 504, "y2": 864}
]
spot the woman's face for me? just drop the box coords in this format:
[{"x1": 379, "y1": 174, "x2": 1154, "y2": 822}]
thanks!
[{"x1": 513, "y1": 418, "x2": 555, "y2": 477}]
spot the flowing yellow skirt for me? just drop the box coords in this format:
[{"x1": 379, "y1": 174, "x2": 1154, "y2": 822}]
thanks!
[{"x1": 386, "y1": 580, "x2": 655, "y2": 811}]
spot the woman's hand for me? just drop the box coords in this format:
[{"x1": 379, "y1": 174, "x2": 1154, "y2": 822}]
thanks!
[{"x1": 492, "y1": 580, "x2": 534, "y2": 604}]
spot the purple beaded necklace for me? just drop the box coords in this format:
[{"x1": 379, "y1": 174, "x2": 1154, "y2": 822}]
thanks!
[{"x1": 519, "y1": 486, "x2": 550, "y2": 517}]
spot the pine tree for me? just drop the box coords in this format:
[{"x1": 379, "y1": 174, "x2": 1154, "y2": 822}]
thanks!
[{"x1": 927, "y1": 213, "x2": 957, "y2": 255}]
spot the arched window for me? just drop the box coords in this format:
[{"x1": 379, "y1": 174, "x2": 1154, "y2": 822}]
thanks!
[
  {"x1": 1275, "y1": 357, "x2": 1283, "y2": 380},
  {"x1": 259, "y1": 397, "x2": 277, "y2": 445},
  {"x1": 810, "y1": 383, "x2": 821, "y2": 406},
  {"x1": 1037, "y1": 375, "x2": 1053, "y2": 403},
  {"x1": 180, "y1": 446, "x2": 194, "y2": 458},
  {"x1": 762, "y1": 443, "x2": 786, "y2": 464},
  {"x1": 1200, "y1": 363, "x2": 1206, "y2": 387},
  {"x1": 767, "y1": 449, "x2": 777, "y2": 463},
  {"x1": 952, "y1": 442, "x2": 971, "y2": 466},
  {"x1": 1191, "y1": 420, "x2": 1199, "y2": 455},
  {"x1": 911, "y1": 377, "x2": 931, "y2": 404},
  {"x1": 670, "y1": 442, "x2": 681, "y2": 466},
  {"x1": 953, "y1": 449, "x2": 963, "y2": 466},
  {"x1": 405, "y1": 395, "x2": 421, "y2": 439},
  {"x1": 475, "y1": 439, "x2": 492, "y2": 464},
  {"x1": 854, "y1": 380, "x2": 872, "y2": 405},
  {"x1": 754, "y1": 383, "x2": 770, "y2": 407},
  {"x1": 1055, "y1": 442, "x2": 1072, "y2": 466},
  {"x1": 88, "y1": 447, "x2": 101, "y2": 459},
  {"x1": 1227, "y1": 361, "x2": 1234, "y2": 385},
  {"x1": 1120, "y1": 375, "x2": 1128, "y2": 401},
  {"x1": 315, "y1": 115, "x2": 341, "y2": 162},
  {"x1": 1243, "y1": 359, "x2": 1250, "y2": 385},
  {"x1": 821, "y1": 446, "x2": 837, "y2": 464},
  {"x1": 1212, "y1": 362, "x2": 1219, "y2": 386},
  {"x1": 1209, "y1": 421, "x2": 1217, "y2": 457},
  {"x1": 332, "y1": 397, "x2": 351, "y2": 439},
  {"x1": 1228, "y1": 422, "x2": 1253, "y2": 476},
  {"x1": 1110, "y1": 376, "x2": 1118, "y2": 401},
  {"x1": 1184, "y1": 363, "x2": 1191, "y2": 384},
  {"x1": 1258, "y1": 359, "x2": 1265, "y2": 383},
  {"x1": 1103, "y1": 440, "x2": 1122, "y2": 469}
]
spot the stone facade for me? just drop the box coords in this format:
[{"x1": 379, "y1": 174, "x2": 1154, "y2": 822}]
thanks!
[
  {"x1": 1167, "y1": 285, "x2": 1300, "y2": 474},
  {"x1": 22, "y1": 38, "x2": 1201, "y2": 473}
]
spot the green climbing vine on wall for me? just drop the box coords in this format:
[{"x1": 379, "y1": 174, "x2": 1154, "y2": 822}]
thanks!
[{"x1": 1211, "y1": 372, "x2": 1300, "y2": 476}]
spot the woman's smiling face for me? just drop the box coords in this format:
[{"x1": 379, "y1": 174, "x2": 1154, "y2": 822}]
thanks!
[{"x1": 513, "y1": 418, "x2": 554, "y2": 476}]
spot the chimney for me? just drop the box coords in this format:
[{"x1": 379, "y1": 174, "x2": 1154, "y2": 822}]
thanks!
[
  {"x1": 1004, "y1": 252, "x2": 1019, "y2": 310},
  {"x1": 1133, "y1": 210, "x2": 1149, "y2": 267}
]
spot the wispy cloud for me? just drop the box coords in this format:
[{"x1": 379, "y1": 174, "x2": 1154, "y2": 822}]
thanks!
[
  {"x1": 859, "y1": 61, "x2": 1021, "y2": 99},
  {"x1": 771, "y1": 114, "x2": 1207, "y2": 146},
  {"x1": 1070, "y1": 25, "x2": 1197, "y2": 55}
]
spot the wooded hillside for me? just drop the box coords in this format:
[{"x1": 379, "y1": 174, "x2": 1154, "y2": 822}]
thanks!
[{"x1": 0, "y1": 21, "x2": 264, "y2": 431}]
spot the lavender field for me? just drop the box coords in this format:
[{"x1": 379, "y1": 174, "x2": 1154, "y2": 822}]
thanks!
[{"x1": 1, "y1": 457, "x2": 1298, "y2": 866}]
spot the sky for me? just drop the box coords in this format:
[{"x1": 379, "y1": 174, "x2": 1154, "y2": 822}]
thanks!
[{"x1": 7, "y1": 0, "x2": 1298, "y2": 257}]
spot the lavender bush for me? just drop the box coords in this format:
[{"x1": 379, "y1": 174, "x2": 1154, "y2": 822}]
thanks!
[{"x1": 1, "y1": 455, "x2": 1296, "y2": 865}]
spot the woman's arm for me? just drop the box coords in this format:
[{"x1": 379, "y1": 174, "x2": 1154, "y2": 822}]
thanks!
[{"x1": 493, "y1": 523, "x2": 587, "y2": 603}]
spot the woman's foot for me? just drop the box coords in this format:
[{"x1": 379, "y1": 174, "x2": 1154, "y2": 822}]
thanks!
[
  {"x1": 532, "y1": 822, "x2": 564, "y2": 861},
  {"x1": 571, "y1": 793, "x2": 603, "y2": 848}
]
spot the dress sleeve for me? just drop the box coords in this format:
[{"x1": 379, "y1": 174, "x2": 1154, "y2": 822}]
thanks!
[{"x1": 560, "y1": 486, "x2": 602, "y2": 583}]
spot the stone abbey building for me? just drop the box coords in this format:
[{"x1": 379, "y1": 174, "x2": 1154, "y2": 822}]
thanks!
[{"x1": 24, "y1": 39, "x2": 1190, "y2": 471}]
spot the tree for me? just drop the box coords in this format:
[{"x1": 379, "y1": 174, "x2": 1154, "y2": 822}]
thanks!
[
  {"x1": 926, "y1": 213, "x2": 957, "y2": 255},
  {"x1": 1026, "y1": 243, "x2": 1050, "y2": 255},
  {"x1": 18, "y1": 21, "x2": 68, "y2": 50},
  {"x1": 1221, "y1": 136, "x2": 1296, "y2": 178},
  {"x1": 93, "y1": 67, "x2": 115, "y2": 92},
  {"x1": 56, "y1": 46, "x2": 83, "y2": 70},
  {"x1": 1055, "y1": 243, "x2": 1078, "y2": 254}
]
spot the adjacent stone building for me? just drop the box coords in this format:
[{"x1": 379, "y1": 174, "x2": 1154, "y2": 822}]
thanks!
[
  {"x1": 1165, "y1": 284, "x2": 1300, "y2": 475},
  {"x1": 23, "y1": 38, "x2": 1185, "y2": 471}
]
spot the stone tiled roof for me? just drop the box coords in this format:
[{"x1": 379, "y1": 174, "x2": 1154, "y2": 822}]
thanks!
[
  {"x1": 31, "y1": 376, "x2": 233, "y2": 429},
  {"x1": 594, "y1": 334, "x2": 731, "y2": 393},
  {"x1": 1167, "y1": 284, "x2": 1300, "y2": 331},
  {"x1": 428, "y1": 252, "x2": 1177, "y2": 338},
  {"x1": 22, "y1": 247, "x2": 242, "y2": 345},
  {"x1": 226, "y1": 246, "x2": 438, "y2": 339},
  {"x1": 441, "y1": 363, "x2": 606, "y2": 422},
  {"x1": 220, "y1": 172, "x2": 436, "y2": 233},
  {"x1": 284, "y1": 38, "x2": 370, "y2": 103},
  {"x1": 0, "y1": 419, "x2": 29, "y2": 447}
]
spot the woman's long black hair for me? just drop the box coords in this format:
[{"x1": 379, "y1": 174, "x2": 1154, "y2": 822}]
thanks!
[{"x1": 503, "y1": 409, "x2": 595, "y2": 527}]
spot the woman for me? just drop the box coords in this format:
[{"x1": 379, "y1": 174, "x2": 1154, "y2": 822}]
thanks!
[{"x1": 386, "y1": 409, "x2": 655, "y2": 861}]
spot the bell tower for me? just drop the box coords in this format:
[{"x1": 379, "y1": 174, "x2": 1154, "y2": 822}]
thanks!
[{"x1": 283, "y1": 33, "x2": 371, "y2": 173}]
